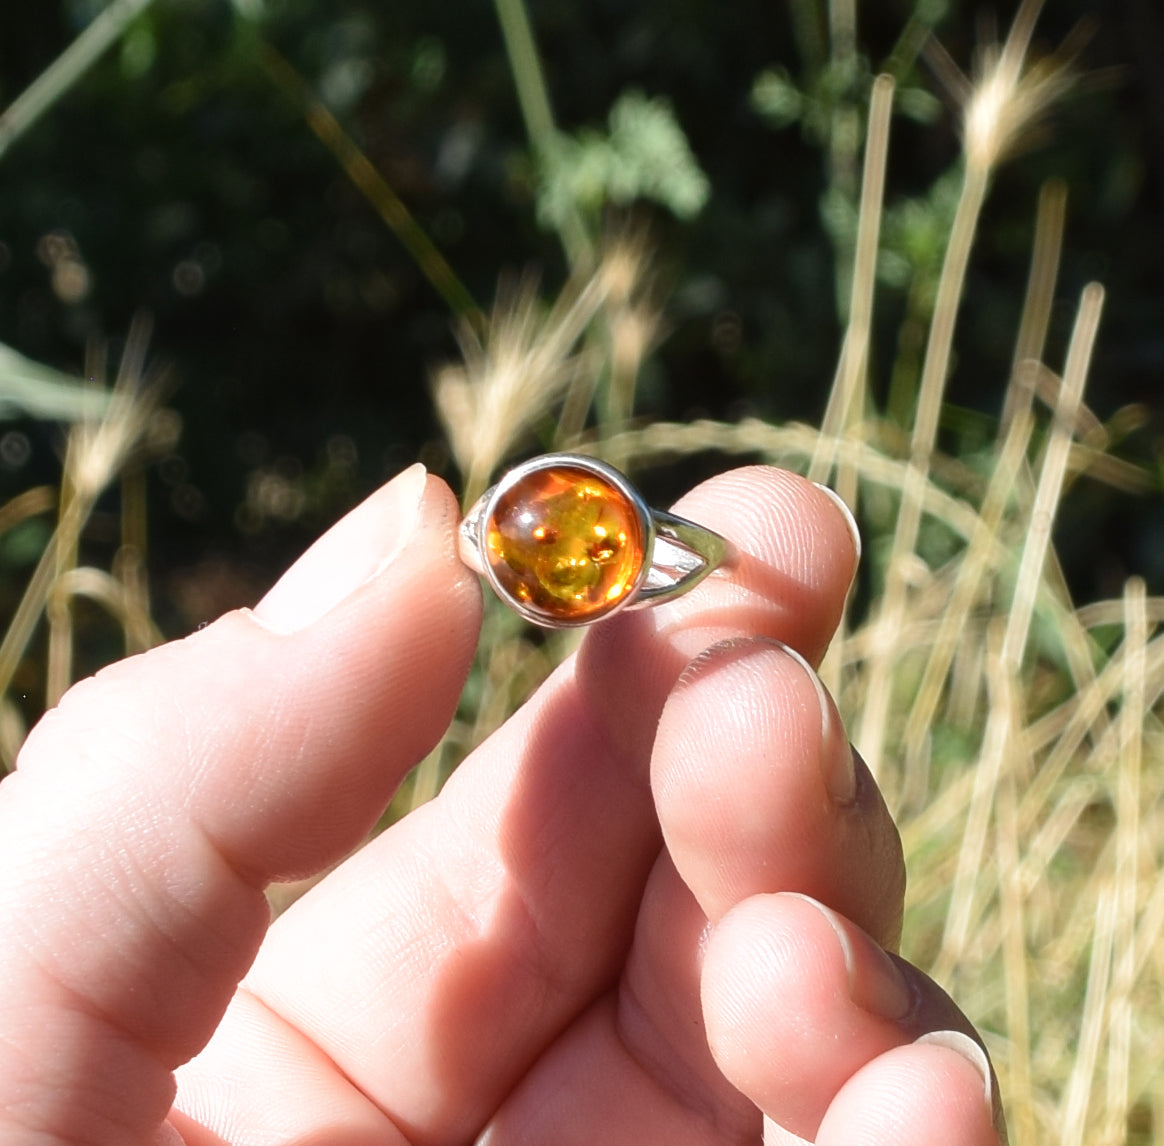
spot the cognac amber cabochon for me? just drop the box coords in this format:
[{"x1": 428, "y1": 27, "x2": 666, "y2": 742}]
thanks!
[{"x1": 484, "y1": 463, "x2": 646, "y2": 623}]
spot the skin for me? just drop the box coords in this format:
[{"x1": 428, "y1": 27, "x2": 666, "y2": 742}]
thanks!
[{"x1": 0, "y1": 463, "x2": 1007, "y2": 1146}]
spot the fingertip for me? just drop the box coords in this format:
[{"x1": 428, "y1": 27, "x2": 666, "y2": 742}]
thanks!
[
  {"x1": 665, "y1": 466, "x2": 859, "y2": 661},
  {"x1": 914, "y1": 1031, "x2": 1007, "y2": 1145},
  {"x1": 701, "y1": 892, "x2": 1005, "y2": 1146},
  {"x1": 700, "y1": 893, "x2": 908, "y2": 1139},
  {"x1": 810, "y1": 480, "x2": 862, "y2": 565},
  {"x1": 11, "y1": 462, "x2": 484, "y2": 899},
  {"x1": 653, "y1": 637, "x2": 900, "y2": 941},
  {"x1": 253, "y1": 463, "x2": 476, "y2": 635},
  {"x1": 0, "y1": 465, "x2": 487, "y2": 1144},
  {"x1": 815, "y1": 1039, "x2": 1004, "y2": 1146},
  {"x1": 653, "y1": 637, "x2": 832, "y2": 918}
]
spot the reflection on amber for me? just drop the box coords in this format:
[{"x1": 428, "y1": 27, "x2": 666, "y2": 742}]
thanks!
[{"x1": 485, "y1": 464, "x2": 645, "y2": 623}]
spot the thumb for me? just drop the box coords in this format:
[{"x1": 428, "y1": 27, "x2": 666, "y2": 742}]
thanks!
[{"x1": 0, "y1": 465, "x2": 481, "y2": 1145}]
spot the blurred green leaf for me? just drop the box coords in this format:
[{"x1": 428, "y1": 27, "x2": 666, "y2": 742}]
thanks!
[
  {"x1": 118, "y1": 19, "x2": 156, "y2": 79},
  {"x1": 0, "y1": 517, "x2": 52, "y2": 568},
  {"x1": 878, "y1": 169, "x2": 963, "y2": 293},
  {"x1": 751, "y1": 67, "x2": 804, "y2": 129},
  {"x1": 537, "y1": 89, "x2": 709, "y2": 228},
  {"x1": 896, "y1": 85, "x2": 942, "y2": 125},
  {"x1": 0, "y1": 343, "x2": 109, "y2": 422}
]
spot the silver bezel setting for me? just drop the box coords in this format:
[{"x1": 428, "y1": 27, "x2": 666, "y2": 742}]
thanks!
[{"x1": 458, "y1": 453, "x2": 731, "y2": 629}]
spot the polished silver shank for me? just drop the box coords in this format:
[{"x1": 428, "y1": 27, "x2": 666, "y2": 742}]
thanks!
[{"x1": 632, "y1": 509, "x2": 732, "y2": 607}]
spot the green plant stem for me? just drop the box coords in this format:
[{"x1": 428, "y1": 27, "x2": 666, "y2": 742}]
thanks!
[
  {"x1": 493, "y1": 0, "x2": 592, "y2": 270},
  {"x1": 881, "y1": 0, "x2": 949, "y2": 78},
  {"x1": 0, "y1": 0, "x2": 155, "y2": 162},
  {"x1": 787, "y1": 0, "x2": 827, "y2": 74},
  {"x1": 261, "y1": 46, "x2": 482, "y2": 330},
  {"x1": 827, "y1": 0, "x2": 861, "y2": 318}
]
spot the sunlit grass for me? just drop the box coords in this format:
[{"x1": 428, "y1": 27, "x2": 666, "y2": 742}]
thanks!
[{"x1": 0, "y1": 316, "x2": 168, "y2": 769}]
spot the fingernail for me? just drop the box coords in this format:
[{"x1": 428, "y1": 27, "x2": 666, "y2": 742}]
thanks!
[
  {"x1": 774, "y1": 641, "x2": 857, "y2": 805},
  {"x1": 790, "y1": 894, "x2": 913, "y2": 1021},
  {"x1": 811, "y1": 481, "x2": 862, "y2": 564},
  {"x1": 916, "y1": 1030, "x2": 1008, "y2": 1145},
  {"x1": 252, "y1": 463, "x2": 427, "y2": 635}
]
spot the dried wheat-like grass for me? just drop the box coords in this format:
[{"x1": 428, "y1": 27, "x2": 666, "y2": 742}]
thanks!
[
  {"x1": 859, "y1": 0, "x2": 1077, "y2": 780},
  {"x1": 591, "y1": 379, "x2": 1160, "y2": 1144},
  {"x1": 0, "y1": 316, "x2": 167, "y2": 765},
  {"x1": 433, "y1": 272, "x2": 609, "y2": 505},
  {"x1": 432, "y1": 229, "x2": 660, "y2": 505}
]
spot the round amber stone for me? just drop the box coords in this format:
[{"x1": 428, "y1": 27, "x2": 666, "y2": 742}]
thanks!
[{"x1": 485, "y1": 463, "x2": 646, "y2": 624}]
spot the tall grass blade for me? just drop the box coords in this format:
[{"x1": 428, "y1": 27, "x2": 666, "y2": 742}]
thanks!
[
  {"x1": 493, "y1": 0, "x2": 591, "y2": 269},
  {"x1": 0, "y1": 0, "x2": 155, "y2": 162},
  {"x1": 1003, "y1": 179, "x2": 1067, "y2": 430},
  {"x1": 1101, "y1": 578, "x2": 1146, "y2": 1144},
  {"x1": 261, "y1": 45, "x2": 482, "y2": 328}
]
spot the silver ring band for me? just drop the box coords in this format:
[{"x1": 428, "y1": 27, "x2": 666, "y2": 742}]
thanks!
[{"x1": 458, "y1": 453, "x2": 732, "y2": 629}]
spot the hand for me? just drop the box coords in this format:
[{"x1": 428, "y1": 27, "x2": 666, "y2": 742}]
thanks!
[{"x1": 0, "y1": 463, "x2": 1006, "y2": 1145}]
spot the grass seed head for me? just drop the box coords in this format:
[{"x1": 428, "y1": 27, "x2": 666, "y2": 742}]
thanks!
[
  {"x1": 433, "y1": 272, "x2": 610, "y2": 500},
  {"x1": 963, "y1": 46, "x2": 1074, "y2": 174}
]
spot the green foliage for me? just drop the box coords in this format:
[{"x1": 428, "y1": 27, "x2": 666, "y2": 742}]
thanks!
[
  {"x1": 0, "y1": 341, "x2": 109, "y2": 421},
  {"x1": 752, "y1": 60, "x2": 939, "y2": 140},
  {"x1": 537, "y1": 90, "x2": 710, "y2": 230},
  {"x1": 878, "y1": 169, "x2": 964, "y2": 293},
  {"x1": 0, "y1": 517, "x2": 51, "y2": 568},
  {"x1": 750, "y1": 66, "x2": 803, "y2": 131}
]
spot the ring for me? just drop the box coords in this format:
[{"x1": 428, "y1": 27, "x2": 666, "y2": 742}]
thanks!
[{"x1": 458, "y1": 453, "x2": 732, "y2": 628}]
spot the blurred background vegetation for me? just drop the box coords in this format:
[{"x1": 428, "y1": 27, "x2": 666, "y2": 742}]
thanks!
[{"x1": 1, "y1": 0, "x2": 1160, "y2": 664}]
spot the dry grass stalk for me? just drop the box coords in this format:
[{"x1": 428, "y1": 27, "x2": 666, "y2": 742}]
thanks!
[
  {"x1": 858, "y1": 0, "x2": 1075, "y2": 778},
  {"x1": 900, "y1": 388, "x2": 1036, "y2": 806},
  {"x1": 810, "y1": 72, "x2": 894, "y2": 489},
  {"x1": 260, "y1": 44, "x2": 481, "y2": 327},
  {"x1": 514, "y1": 239, "x2": 1159, "y2": 1146},
  {"x1": 1101, "y1": 579, "x2": 1146, "y2": 1143},
  {"x1": 592, "y1": 225, "x2": 662, "y2": 447},
  {"x1": 0, "y1": 3, "x2": 1157, "y2": 1137},
  {"x1": 475, "y1": 373, "x2": 1160, "y2": 1146},
  {"x1": 433, "y1": 229, "x2": 660, "y2": 506},
  {"x1": 0, "y1": 318, "x2": 166, "y2": 756},
  {"x1": 1004, "y1": 178, "x2": 1067, "y2": 430},
  {"x1": 960, "y1": 0, "x2": 1075, "y2": 176},
  {"x1": 810, "y1": 72, "x2": 894, "y2": 697},
  {"x1": 935, "y1": 282, "x2": 1104, "y2": 983}
]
